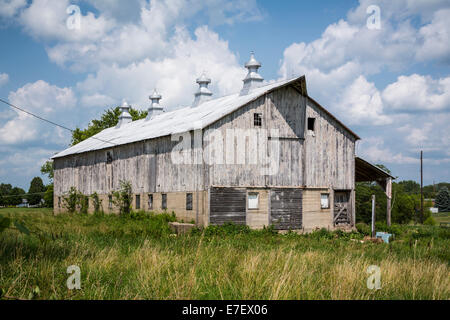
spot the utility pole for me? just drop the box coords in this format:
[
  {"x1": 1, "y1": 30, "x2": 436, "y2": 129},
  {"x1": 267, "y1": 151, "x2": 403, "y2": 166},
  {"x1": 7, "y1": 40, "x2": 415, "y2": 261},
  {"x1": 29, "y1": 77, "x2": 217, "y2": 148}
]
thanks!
[{"x1": 420, "y1": 150, "x2": 424, "y2": 224}]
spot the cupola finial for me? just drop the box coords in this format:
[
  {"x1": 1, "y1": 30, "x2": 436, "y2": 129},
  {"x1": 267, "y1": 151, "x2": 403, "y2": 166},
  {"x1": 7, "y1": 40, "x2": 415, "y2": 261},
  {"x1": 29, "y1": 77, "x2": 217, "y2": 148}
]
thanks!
[
  {"x1": 147, "y1": 88, "x2": 164, "y2": 119},
  {"x1": 192, "y1": 71, "x2": 213, "y2": 107},
  {"x1": 240, "y1": 51, "x2": 264, "y2": 95},
  {"x1": 117, "y1": 100, "x2": 132, "y2": 127}
]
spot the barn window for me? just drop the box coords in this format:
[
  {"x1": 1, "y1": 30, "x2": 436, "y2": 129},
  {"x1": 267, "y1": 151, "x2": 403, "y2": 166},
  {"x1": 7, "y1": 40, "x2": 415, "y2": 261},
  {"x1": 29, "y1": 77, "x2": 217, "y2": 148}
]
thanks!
[
  {"x1": 321, "y1": 193, "x2": 330, "y2": 209},
  {"x1": 106, "y1": 151, "x2": 113, "y2": 164},
  {"x1": 108, "y1": 195, "x2": 113, "y2": 209},
  {"x1": 186, "y1": 193, "x2": 193, "y2": 210},
  {"x1": 162, "y1": 194, "x2": 167, "y2": 210},
  {"x1": 58, "y1": 196, "x2": 61, "y2": 208},
  {"x1": 148, "y1": 194, "x2": 153, "y2": 210},
  {"x1": 254, "y1": 113, "x2": 262, "y2": 127},
  {"x1": 135, "y1": 195, "x2": 140, "y2": 210},
  {"x1": 248, "y1": 192, "x2": 259, "y2": 209},
  {"x1": 308, "y1": 118, "x2": 316, "y2": 131},
  {"x1": 307, "y1": 118, "x2": 316, "y2": 132}
]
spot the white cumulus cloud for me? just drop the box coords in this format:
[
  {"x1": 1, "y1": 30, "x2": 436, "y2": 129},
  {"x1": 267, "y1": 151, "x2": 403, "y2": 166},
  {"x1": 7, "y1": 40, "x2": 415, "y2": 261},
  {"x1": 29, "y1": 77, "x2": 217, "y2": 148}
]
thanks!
[
  {"x1": 0, "y1": 80, "x2": 76, "y2": 145},
  {"x1": 382, "y1": 74, "x2": 450, "y2": 112},
  {"x1": 0, "y1": 0, "x2": 26, "y2": 18}
]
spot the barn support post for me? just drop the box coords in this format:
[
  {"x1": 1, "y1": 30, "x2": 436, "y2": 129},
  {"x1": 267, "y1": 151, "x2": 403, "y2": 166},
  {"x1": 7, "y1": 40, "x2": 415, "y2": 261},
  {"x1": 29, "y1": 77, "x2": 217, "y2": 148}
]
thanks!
[
  {"x1": 371, "y1": 194, "x2": 376, "y2": 238},
  {"x1": 386, "y1": 177, "x2": 392, "y2": 226}
]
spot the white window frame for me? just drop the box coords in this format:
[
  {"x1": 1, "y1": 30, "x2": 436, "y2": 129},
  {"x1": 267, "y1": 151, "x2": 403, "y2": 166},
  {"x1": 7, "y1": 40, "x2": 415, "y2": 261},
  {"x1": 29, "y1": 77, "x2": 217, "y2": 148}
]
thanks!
[
  {"x1": 248, "y1": 192, "x2": 259, "y2": 210},
  {"x1": 320, "y1": 193, "x2": 330, "y2": 209}
]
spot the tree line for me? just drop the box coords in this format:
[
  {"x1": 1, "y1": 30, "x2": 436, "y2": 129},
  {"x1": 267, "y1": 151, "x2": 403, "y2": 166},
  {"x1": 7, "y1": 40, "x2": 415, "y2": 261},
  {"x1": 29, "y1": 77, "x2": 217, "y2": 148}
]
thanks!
[{"x1": 0, "y1": 176, "x2": 51, "y2": 207}]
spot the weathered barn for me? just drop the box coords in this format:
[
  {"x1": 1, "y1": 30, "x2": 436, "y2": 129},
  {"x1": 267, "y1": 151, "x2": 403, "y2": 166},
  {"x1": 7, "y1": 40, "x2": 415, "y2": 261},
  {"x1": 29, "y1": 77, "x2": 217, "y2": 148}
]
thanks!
[{"x1": 52, "y1": 53, "x2": 393, "y2": 231}]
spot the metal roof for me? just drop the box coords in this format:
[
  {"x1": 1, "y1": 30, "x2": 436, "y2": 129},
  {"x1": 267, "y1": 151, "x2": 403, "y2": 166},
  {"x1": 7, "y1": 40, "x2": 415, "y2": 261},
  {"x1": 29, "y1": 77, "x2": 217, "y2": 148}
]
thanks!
[
  {"x1": 52, "y1": 75, "x2": 359, "y2": 159},
  {"x1": 355, "y1": 156, "x2": 395, "y2": 181}
]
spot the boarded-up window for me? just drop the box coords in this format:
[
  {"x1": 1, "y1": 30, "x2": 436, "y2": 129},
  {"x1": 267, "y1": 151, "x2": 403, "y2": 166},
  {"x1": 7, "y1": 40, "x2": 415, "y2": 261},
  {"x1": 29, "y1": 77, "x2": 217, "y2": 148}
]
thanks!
[
  {"x1": 248, "y1": 192, "x2": 259, "y2": 209},
  {"x1": 148, "y1": 194, "x2": 153, "y2": 209},
  {"x1": 108, "y1": 195, "x2": 113, "y2": 209},
  {"x1": 321, "y1": 193, "x2": 330, "y2": 209},
  {"x1": 162, "y1": 194, "x2": 167, "y2": 210},
  {"x1": 186, "y1": 193, "x2": 193, "y2": 210},
  {"x1": 135, "y1": 195, "x2": 140, "y2": 210},
  {"x1": 254, "y1": 113, "x2": 262, "y2": 127}
]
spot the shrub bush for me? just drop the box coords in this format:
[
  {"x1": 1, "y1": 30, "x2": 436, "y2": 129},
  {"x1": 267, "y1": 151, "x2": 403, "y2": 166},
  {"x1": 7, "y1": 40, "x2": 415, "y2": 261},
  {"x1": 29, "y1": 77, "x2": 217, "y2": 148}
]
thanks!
[
  {"x1": 423, "y1": 216, "x2": 437, "y2": 226},
  {"x1": 112, "y1": 181, "x2": 132, "y2": 215},
  {"x1": 91, "y1": 192, "x2": 103, "y2": 215},
  {"x1": 356, "y1": 222, "x2": 371, "y2": 235}
]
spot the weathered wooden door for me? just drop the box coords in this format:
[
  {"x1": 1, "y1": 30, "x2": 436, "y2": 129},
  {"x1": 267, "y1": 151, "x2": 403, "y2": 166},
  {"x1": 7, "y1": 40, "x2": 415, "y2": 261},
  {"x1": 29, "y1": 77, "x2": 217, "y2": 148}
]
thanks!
[
  {"x1": 210, "y1": 187, "x2": 246, "y2": 225},
  {"x1": 270, "y1": 189, "x2": 302, "y2": 230},
  {"x1": 334, "y1": 191, "x2": 351, "y2": 225}
]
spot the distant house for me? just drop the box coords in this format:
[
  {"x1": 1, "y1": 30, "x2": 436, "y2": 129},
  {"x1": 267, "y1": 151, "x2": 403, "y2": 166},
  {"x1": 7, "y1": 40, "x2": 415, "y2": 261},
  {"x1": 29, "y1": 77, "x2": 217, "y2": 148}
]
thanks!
[
  {"x1": 52, "y1": 53, "x2": 394, "y2": 231},
  {"x1": 16, "y1": 198, "x2": 28, "y2": 208}
]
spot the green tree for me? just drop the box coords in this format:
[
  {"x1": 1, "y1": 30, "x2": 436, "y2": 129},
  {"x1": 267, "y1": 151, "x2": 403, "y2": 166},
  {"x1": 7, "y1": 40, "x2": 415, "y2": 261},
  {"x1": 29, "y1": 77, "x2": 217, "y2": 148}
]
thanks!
[
  {"x1": 9, "y1": 187, "x2": 25, "y2": 206},
  {"x1": 40, "y1": 160, "x2": 54, "y2": 181},
  {"x1": 0, "y1": 183, "x2": 13, "y2": 206},
  {"x1": 391, "y1": 183, "x2": 415, "y2": 224},
  {"x1": 398, "y1": 180, "x2": 420, "y2": 194},
  {"x1": 374, "y1": 164, "x2": 391, "y2": 174},
  {"x1": 435, "y1": 187, "x2": 450, "y2": 212},
  {"x1": 355, "y1": 182, "x2": 386, "y2": 224},
  {"x1": 71, "y1": 107, "x2": 147, "y2": 146},
  {"x1": 27, "y1": 177, "x2": 46, "y2": 206},
  {"x1": 43, "y1": 184, "x2": 54, "y2": 208}
]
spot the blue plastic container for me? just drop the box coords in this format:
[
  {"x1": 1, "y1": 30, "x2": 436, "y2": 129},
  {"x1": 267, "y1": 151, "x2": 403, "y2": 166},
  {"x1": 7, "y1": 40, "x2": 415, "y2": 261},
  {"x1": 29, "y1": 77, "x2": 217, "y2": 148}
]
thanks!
[{"x1": 376, "y1": 232, "x2": 392, "y2": 243}]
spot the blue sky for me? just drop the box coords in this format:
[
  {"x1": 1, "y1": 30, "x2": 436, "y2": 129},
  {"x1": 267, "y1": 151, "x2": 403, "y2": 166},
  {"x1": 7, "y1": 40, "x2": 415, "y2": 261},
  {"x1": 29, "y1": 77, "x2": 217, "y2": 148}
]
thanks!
[{"x1": 0, "y1": 0, "x2": 449, "y2": 190}]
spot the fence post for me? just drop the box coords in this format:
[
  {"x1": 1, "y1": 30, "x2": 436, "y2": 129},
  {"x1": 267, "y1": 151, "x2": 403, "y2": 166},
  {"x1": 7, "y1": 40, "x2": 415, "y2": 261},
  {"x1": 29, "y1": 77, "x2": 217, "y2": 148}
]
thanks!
[{"x1": 371, "y1": 194, "x2": 376, "y2": 238}]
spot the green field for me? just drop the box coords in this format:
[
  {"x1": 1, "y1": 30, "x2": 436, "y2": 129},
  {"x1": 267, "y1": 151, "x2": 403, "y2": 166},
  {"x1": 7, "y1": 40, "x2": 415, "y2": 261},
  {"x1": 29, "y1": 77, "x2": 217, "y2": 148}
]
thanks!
[
  {"x1": 0, "y1": 208, "x2": 449, "y2": 300},
  {"x1": 433, "y1": 211, "x2": 450, "y2": 224}
]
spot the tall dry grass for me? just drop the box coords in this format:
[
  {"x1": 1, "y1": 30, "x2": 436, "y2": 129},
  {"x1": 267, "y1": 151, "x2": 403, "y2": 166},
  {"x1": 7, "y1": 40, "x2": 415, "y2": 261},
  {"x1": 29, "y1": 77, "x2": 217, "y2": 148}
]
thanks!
[{"x1": 0, "y1": 208, "x2": 449, "y2": 300}]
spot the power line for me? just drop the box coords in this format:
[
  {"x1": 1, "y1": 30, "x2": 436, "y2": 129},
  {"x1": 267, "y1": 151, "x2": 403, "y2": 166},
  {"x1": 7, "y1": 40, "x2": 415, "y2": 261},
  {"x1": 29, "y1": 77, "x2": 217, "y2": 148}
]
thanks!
[
  {"x1": 0, "y1": 191, "x2": 46, "y2": 198},
  {"x1": 0, "y1": 97, "x2": 116, "y2": 146}
]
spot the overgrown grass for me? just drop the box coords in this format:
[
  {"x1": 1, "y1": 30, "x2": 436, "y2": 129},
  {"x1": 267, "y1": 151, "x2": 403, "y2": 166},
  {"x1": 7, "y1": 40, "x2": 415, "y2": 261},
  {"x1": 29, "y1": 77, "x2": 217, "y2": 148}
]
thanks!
[{"x1": 0, "y1": 208, "x2": 449, "y2": 300}]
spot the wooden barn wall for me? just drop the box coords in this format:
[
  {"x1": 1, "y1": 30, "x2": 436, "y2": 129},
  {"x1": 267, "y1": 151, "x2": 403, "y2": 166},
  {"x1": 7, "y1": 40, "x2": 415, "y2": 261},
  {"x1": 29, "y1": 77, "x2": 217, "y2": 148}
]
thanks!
[
  {"x1": 54, "y1": 134, "x2": 204, "y2": 196},
  {"x1": 304, "y1": 98, "x2": 356, "y2": 190},
  {"x1": 204, "y1": 85, "x2": 306, "y2": 188},
  {"x1": 53, "y1": 85, "x2": 356, "y2": 199}
]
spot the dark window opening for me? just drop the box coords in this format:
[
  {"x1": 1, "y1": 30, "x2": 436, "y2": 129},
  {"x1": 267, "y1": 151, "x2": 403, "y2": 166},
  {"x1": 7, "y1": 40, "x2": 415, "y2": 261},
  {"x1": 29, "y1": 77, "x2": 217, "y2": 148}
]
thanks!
[
  {"x1": 162, "y1": 194, "x2": 167, "y2": 210},
  {"x1": 135, "y1": 195, "x2": 140, "y2": 210},
  {"x1": 186, "y1": 193, "x2": 193, "y2": 210},
  {"x1": 148, "y1": 194, "x2": 153, "y2": 210},
  {"x1": 108, "y1": 195, "x2": 113, "y2": 209},
  {"x1": 307, "y1": 118, "x2": 316, "y2": 131},
  {"x1": 106, "y1": 151, "x2": 113, "y2": 164},
  {"x1": 58, "y1": 197, "x2": 61, "y2": 208},
  {"x1": 254, "y1": 113, "x2": 262, "y2": 127}
]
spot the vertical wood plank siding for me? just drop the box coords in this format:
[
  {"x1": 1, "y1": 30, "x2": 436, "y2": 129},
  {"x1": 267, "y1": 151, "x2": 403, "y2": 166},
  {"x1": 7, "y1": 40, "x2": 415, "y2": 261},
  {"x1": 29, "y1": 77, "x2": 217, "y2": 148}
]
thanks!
[
  {"x1": 204, "y1": 86, "x2": 306, "y2": 188},
  {"x1": 304, "y1": 98, "x2": 356, "y2": 190}
]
